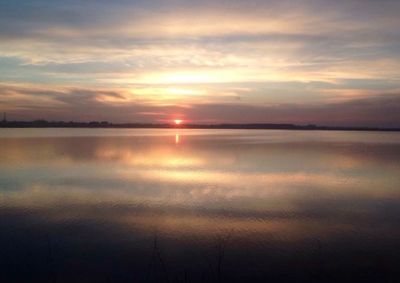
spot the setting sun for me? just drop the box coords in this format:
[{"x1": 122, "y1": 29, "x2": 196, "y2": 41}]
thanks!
[{"x1": 174, "y1": 119, "x2": 183, "y2": 125}]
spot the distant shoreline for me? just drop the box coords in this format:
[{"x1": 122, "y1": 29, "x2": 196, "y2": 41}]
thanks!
[{"x1": 1, "y1": 120, "x2": 400, "y2": 132}]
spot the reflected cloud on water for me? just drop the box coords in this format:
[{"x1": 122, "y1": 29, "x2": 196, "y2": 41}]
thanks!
[{"x1": 1, "y1": 129, "x2": 400, "y2": 282}]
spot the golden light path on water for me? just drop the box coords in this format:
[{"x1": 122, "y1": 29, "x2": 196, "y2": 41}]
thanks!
[
  {"x1": 1, "y1": 129, "x2": 399, "y2": 237},
  {"x1": 1, "y1": 128, "x2": 400, "y2": 283}
]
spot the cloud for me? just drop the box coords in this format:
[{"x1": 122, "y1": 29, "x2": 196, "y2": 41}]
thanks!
[
  {"x1": 0, "y1": 0, "x2": 400, "y2": 125},
  {"x1": 1, "y1": 83, "x2": 399, "y2": 126}
]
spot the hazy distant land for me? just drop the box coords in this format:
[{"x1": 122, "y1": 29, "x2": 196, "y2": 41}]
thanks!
[{"x1": 1, "y1": 119, "x2": 399, "y2": 131}]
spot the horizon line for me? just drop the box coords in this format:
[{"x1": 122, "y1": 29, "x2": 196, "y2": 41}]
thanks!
[{"x1": 1, "y1": 119, "x2": 400, "y2": 132}]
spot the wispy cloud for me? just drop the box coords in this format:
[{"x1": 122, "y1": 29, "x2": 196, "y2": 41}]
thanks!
[{"x1": 1, "y1": 0, "x2": 400, "y2": 125}]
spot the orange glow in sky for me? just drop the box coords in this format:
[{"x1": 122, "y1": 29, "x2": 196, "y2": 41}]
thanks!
[{"x1": 1, "y1": 1, "x2": 399, "y2": 127}]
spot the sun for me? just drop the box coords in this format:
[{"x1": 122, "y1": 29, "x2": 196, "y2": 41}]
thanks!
[{"x1": 174, "y1": 119, "x2": 182, "y2": 125}]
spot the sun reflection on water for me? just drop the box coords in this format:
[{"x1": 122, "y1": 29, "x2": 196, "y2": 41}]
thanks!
[{"x1": 2, "y1": 129, "x2": 400, "y2": 282}]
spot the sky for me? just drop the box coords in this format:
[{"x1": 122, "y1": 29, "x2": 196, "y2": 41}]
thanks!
[{"x1": 1, "y1": 0, "x2": 400, "y2": 126}]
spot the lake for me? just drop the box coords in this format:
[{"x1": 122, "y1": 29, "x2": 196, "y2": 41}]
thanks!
[{"x1": 1, "y1": 128, "x2": 400, "y2": 282}]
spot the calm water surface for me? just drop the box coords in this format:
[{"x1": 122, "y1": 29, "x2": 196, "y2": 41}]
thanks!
[{"x1": 1, "y1": 129, "x2": 400, "y2": 282}]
